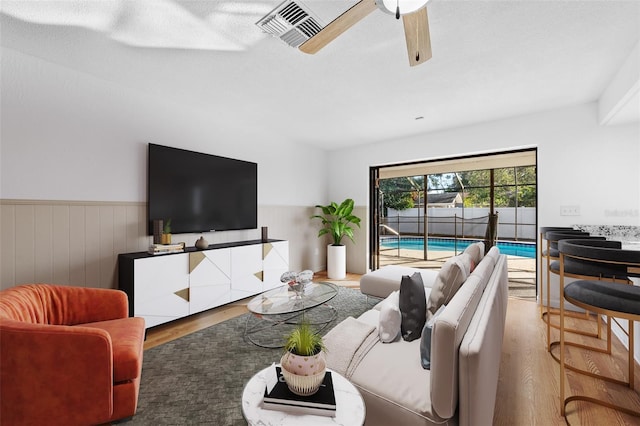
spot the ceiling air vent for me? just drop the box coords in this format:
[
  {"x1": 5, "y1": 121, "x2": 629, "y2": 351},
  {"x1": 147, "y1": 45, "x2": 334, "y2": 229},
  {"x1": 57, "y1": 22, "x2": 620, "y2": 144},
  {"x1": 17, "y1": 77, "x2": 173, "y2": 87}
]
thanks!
[{"x1": 256, "y1": 0, "x2": 324, "y2": 48}]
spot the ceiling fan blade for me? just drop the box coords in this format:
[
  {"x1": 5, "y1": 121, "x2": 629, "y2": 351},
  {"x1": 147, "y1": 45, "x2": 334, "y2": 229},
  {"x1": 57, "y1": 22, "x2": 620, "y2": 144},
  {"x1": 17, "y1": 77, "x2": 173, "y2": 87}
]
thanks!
[
  {"x1": 299, "y1": 0, "x2": 378, "y2": 54},
  {"x1": 402, "y1": 7, "x2": 432, "y2": 67}
]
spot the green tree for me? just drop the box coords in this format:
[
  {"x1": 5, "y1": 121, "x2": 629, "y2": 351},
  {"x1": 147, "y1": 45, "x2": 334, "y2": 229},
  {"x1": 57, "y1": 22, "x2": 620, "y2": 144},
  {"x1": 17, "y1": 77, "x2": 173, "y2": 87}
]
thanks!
[
  {"x1": 379, "y1": 177, "x2": 419, "y2": 213},
  {"x1": 457, "y1": 166, "x2": 536, "y2": 207}
]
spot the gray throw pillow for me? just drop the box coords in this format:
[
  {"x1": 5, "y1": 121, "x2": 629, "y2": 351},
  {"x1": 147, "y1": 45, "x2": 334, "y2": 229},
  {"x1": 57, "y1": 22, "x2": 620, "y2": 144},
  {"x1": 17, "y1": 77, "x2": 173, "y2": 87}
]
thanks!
[
  {"x1": 420, "y1": 304, "x2": 446, "y2": 369},
  {"x1": 399, "y1": 272, "x2": 426, "y2": 342}
]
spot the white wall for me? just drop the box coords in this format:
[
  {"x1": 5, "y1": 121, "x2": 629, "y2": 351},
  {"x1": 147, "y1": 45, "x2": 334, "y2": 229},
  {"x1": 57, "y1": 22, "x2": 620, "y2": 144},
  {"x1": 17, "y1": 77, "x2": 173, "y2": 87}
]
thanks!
[
  {"x1": 0, "y1": 48, "x2": 328, "y2": 206},
  {"x1": 328, "y1": 103, "x2": 640, "y2": 272},
  {"x1": 0, "y1": 48, "x2": 331, "y2": 280}
]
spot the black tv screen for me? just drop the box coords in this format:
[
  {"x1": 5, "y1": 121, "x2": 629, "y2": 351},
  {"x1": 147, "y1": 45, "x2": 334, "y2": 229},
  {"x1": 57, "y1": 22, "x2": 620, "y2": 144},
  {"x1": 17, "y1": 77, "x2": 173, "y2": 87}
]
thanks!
[{"x1": 148, "y1": 144, "x2": 257, "y2": 235}]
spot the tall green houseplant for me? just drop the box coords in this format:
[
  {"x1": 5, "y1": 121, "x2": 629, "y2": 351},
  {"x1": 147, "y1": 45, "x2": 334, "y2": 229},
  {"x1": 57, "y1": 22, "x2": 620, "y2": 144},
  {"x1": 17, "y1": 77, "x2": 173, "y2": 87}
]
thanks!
[{"x1": 311, "y1": 198, "x2": 361, "y2": 246}]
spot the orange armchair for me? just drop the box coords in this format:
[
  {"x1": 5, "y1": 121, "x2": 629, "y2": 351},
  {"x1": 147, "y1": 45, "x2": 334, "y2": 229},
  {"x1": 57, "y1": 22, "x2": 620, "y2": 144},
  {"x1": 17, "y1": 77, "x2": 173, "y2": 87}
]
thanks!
[{"x1": 0, "y1": 284, "x2": 145, "y2": 426}]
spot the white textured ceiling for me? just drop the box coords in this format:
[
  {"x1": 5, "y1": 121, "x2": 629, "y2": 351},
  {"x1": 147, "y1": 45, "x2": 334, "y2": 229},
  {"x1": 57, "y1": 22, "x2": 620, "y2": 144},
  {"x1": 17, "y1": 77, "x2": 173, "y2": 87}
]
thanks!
[{"x1": 1, "y1": 0, "x2": 639, "y2": 150}]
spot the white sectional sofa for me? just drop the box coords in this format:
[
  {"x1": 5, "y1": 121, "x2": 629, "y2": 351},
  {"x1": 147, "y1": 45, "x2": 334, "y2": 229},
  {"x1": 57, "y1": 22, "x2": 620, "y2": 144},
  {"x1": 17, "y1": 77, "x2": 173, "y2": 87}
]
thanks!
[{"x1": 323, "y1": 244, "x2": 509, "y2": 426}]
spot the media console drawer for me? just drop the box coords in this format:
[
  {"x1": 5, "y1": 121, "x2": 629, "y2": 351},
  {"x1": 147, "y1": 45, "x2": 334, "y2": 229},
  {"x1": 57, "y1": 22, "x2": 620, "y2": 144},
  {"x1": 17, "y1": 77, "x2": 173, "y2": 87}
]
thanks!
[{"x1": 118, "y1": 239, "x2": 289, "y2": 328}]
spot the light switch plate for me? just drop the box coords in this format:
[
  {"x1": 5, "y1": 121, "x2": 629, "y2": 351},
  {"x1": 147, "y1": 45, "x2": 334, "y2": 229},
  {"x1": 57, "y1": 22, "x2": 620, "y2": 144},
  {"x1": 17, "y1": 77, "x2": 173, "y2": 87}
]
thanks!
[{"x1": 560, "y1": 205, "x2": 580, "y2": 216}]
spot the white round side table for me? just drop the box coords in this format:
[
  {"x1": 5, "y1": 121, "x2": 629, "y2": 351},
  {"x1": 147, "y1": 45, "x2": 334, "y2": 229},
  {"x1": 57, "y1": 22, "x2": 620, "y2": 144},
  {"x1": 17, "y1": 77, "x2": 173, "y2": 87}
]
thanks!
[{"x1": 242, "y1": 365, "x2": 365, "y2": 426}]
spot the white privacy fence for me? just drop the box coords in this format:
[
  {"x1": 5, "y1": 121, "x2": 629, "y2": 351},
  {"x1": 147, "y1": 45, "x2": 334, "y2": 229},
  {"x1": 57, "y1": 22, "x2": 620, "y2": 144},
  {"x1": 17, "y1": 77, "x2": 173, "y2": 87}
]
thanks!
[{"x1": 384, "y1": 207, "x2": 536, "y2": 241}]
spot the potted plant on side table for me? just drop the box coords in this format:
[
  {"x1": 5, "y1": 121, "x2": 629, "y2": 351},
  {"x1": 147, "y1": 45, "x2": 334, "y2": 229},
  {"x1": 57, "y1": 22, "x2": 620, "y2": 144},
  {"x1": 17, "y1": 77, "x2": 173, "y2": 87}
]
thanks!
[
  {"x1": 280, "y1": 321, "x2": 326, "y2": 396},
  {"x1": 311, "y1": 198, "x2": 361, "y2": 279}
]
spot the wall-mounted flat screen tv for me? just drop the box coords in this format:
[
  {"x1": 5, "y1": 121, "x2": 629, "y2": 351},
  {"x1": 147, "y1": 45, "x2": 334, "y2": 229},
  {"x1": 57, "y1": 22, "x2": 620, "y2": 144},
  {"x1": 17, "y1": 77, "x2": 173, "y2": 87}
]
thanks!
[{"x1": 148, "y1": 143, "x2": 257, "y2": 235}]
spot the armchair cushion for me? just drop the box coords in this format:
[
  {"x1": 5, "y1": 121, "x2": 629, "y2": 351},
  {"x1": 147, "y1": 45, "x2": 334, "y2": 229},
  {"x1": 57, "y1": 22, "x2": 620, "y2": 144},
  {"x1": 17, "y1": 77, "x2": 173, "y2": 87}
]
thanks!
[{"x1": 82, "y1": 317, "x2": 145, "y2": 382}]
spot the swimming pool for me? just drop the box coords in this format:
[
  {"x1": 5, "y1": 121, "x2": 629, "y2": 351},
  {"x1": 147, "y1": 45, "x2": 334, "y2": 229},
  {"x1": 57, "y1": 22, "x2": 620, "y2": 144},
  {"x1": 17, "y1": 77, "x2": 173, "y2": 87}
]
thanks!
[{"x1": 380, "y1": 237, "x2": 536, "y2": 258}]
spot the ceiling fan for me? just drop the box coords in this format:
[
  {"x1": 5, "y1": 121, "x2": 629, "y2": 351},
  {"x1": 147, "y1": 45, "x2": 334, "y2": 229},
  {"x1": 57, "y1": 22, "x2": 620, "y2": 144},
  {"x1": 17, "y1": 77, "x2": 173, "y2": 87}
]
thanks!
[{"x1": 299, "y1": 0, "x2": 432, "y2": 67}]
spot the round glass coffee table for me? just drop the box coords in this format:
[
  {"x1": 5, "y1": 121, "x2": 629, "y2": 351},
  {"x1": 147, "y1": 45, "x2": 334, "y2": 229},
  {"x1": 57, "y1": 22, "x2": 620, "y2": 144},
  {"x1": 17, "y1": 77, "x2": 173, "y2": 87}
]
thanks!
[{"x1": 244, "y1": 282, "x2": 339, "y2": 347}]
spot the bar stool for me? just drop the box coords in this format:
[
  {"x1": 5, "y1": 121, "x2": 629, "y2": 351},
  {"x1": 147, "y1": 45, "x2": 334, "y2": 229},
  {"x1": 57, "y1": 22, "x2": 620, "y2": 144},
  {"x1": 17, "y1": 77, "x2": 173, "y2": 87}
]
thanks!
[
  {"x1": 543, "y1": 231, "x2": 602, "y2": 350},
  {"x1": 549, "y1": 238, "x2": 631, "y2": 370},
  {"x1": 558, "y1": 239, "x2": 640, "y2": 419},
  {"x1": 538, "y1": 227, "x2": 584, "y2": 319}
]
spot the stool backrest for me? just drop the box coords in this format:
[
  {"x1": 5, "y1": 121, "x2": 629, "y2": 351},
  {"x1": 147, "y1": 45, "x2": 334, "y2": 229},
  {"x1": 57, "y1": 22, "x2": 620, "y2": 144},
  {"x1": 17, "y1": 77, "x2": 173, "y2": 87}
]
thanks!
[{"x1": 558, "y1": 239, "x2": 640, "y2": 279}]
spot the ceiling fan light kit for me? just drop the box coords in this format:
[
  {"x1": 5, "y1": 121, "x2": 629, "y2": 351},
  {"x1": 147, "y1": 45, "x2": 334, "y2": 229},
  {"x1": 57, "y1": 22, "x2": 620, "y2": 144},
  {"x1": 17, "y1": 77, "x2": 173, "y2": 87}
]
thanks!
[
  {"x1": 258, "y1": 0, "x2": 433, "y2": 67},
  {"x1": 377, "y1": 0, "x2": 431, "y2": 16}
]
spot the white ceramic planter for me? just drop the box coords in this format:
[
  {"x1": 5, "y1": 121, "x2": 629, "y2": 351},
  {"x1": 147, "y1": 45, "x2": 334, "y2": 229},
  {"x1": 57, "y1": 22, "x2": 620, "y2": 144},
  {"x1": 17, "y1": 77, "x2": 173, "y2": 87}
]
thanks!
[
  {"x1": 281, "y1": 351, "x2": 326, "y2": 396},
  {"x1": 327, "y1": 244, "x2": 346, "y2": 279}
]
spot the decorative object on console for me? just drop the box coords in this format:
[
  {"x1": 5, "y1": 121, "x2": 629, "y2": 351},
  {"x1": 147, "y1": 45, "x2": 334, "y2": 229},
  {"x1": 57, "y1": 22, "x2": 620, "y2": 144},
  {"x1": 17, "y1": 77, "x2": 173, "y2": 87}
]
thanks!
[
  {"x1": 162, "y1": 218, "x2": 172, "y2": 244},
  {"x1": 281, "y1": 321, "x2": 326, "y2": 396},
  {"x1": 262, "y1": 226, "x2": 269, "y2": 242},
  {"x1": 148, "y1": 242, "x2": 185, "y2": 255},
  {"x1": 399, "y1": 272, "x2": 426, "y2": 341},
  {"x1": 280, "y1": 270, "x2": 314, "y2": 296},
  {"x1": 311, "y1": 198, "x2": 361, "y2": 280},
  {"x1": 153, "y1": 219, "x2": 163, "y2": 244},
  {"x1": 195, "y1": 236, "x2": 209, "y2": 250}
]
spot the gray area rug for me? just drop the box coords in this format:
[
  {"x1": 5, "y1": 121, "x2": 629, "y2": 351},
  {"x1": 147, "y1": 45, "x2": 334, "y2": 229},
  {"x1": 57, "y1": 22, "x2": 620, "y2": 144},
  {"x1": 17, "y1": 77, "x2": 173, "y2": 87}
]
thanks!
[{"x1": 120, "y1": 287, "x2": 371, "y2": 426}]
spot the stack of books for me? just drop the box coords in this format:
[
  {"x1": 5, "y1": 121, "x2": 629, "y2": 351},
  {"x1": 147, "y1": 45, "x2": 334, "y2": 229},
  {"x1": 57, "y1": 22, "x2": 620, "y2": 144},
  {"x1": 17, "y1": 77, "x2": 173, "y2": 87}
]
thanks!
[
  {"x1": 148, "y1": 242, "x2": 185, "y2": 255},
  {"x1": 262, "y1": 366, "x2": 336, "y2": 417}
]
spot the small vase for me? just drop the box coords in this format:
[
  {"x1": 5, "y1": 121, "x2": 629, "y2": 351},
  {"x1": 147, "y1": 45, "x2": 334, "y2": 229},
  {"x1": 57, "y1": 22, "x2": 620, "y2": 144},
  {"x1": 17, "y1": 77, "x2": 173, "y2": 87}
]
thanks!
[
  {"x1": 161, "y1": 233, "x2": 172, "y2": 244},
  {"x1": 195, "y1": 236, "x2": 209, "y2": 250},
  {"x1": 280, "y1": 351, "x2": 326, "y2": 396}
]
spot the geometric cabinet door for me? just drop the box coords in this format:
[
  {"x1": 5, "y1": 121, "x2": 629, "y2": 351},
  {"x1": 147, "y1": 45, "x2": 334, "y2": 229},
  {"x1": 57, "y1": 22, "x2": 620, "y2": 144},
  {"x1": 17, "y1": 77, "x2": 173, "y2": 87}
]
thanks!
[
  {"x1": 133, "y1": 253, "x2": 190, "y2": 328},
  {"x1": 189, "y1": 248, "x2": 232, "y2": 315},
  {"x1": 230, "y1": 244, "x2": 264, "y2": 300},
  {"x1": 263, "y1": 241, "x2": 289, "y2": 291}
]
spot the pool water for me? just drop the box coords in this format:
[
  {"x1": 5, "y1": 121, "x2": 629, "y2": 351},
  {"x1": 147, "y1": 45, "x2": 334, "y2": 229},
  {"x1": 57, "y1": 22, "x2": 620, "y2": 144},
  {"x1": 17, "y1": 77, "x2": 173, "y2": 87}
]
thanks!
[{"x1": 380, "y1": 237, "x2": 536, "y2": 258}]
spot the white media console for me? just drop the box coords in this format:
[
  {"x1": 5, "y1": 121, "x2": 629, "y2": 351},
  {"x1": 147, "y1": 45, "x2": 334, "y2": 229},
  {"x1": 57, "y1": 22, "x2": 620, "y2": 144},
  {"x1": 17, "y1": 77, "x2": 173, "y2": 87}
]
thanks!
[{"x1": 118, "y1": 239, "x2": 289, "y2": 328}]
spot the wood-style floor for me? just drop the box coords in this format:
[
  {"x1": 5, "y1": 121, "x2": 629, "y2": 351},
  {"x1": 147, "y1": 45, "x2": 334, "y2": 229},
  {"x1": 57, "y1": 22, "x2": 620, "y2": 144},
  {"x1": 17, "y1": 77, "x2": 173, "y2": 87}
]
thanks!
[{"x1": 144, "y1": 272, "x2": 640, "y2": 425}]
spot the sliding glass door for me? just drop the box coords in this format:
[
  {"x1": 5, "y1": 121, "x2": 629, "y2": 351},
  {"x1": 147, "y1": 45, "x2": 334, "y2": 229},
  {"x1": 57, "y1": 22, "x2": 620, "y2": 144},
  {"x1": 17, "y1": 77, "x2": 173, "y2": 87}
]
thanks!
[{"x1": 369, "y1": 148, "x2": 537, "y2": 299}]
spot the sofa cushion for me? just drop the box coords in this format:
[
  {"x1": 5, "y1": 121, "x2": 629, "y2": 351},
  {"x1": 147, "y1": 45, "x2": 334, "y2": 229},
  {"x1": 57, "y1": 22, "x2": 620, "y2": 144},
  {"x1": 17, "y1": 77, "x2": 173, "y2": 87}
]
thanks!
[
  {"x1": 420, "y1": 304, "x2": 446, "y2": 369},
  {"x1": 360, "y1": 265, "x2": 440, "y2": 299},
  {"x1": 485, "y1": 246, "x2": 500, "y2": 263},
  {"x1": 81, "y1": 317, "x2": 145, "y2": 382},
  {"x1": 469, "y1": 250, "x2": 498, "y2": 293},
  {"x1": 357, "y1": 309, "x2": 380, "y2": 327},
  {"x1": 378, "y1": 300, "x2": 401, "y2": 343},
  {"x1": 373, "y1": 290, "x2": 399, "y2": 311},
  {"x1": 458, "y1": 253, "x2": 508, "y2": 426},
  {"x1": 430, "y1": 273, "x2": 484, "y2": 419},
  {"x1": 349, "y1": 337, "x2": 446, "y2": 423},
  {"x1": 427, "y1": 253, "x2": 472, "y2": 320},
  {"x1": 373, "y1": 288, "x2": 432, "y2": 314},
  {"x1": 399, "y1": 273, "x2": 427, "y2": 342},
  {"x1": 463, "y1": 242, "x2": 485, "y2": 265}
]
